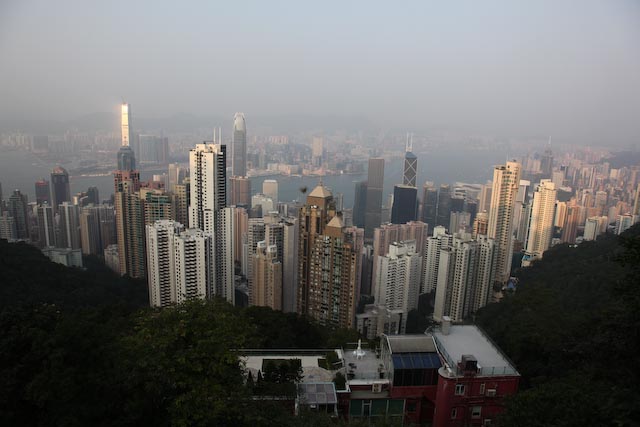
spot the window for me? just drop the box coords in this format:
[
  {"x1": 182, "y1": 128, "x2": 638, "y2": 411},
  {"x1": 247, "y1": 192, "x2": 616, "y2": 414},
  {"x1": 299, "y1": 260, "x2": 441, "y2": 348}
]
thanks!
[
  {"x1": 407, "y1": 401, "x2": 417, "y2": 413},
  {"x1": 471, "y1": 406, "x2": 482, "y2": 418},
  {"x1": 479, "y1": 383, "x2": 486, "y2": 395},
  {"x1": 455, "y1": 384, "x2": 465, "y2": 396},
  {"x1": 451, "y1": 408, "x2": 457, "y2": 419}
]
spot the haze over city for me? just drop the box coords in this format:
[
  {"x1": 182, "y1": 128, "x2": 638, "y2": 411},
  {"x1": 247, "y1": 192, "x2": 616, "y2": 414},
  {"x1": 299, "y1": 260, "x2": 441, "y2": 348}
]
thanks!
[
  {"x1": 1, "y1": 2, "x2": 640, "y2": 426},
  {"x1": 1, "y1": 0, "x2": 639, "y2": 146}
]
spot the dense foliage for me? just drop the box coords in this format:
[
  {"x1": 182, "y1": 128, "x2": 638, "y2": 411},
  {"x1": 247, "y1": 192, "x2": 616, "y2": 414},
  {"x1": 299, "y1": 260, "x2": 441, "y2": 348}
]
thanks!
[
  {"x1": 476, "y1": 226, "x2": 640, "y2": 426},
  {"x1": 0, "y1": 240, "x2": 357, "y2": 426}
]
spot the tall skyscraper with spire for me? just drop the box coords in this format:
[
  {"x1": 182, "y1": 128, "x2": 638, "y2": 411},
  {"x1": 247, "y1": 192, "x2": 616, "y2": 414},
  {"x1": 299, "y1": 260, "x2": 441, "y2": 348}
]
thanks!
[
  {"x1": 114, "y1": 103, "x2": 145, "y2": 279},
  {"x1": 403, "y1": 134, "x2": 417, "y2": 187},
  {"x1": 232, "y1": 113, "x2": 247, "y2": 178},
  {"x1": 117, "y1": 103, "x2": 136, "y2": 171},
  {"x1": 487, "y1": 161, "x2": 521, "y2": 287}
]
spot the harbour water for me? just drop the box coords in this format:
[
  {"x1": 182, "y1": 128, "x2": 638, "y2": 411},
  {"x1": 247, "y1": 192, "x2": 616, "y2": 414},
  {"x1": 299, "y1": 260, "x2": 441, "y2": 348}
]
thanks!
[{"x1": 0, "y1": 147, "x2": 514, "y2": 208}]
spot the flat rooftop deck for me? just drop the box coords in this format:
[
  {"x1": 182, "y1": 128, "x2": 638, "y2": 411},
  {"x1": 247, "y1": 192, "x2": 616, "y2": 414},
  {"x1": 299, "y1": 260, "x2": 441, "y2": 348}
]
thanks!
[{"x1": 433, "y1": 325, "x2": 519, "y2": 377}]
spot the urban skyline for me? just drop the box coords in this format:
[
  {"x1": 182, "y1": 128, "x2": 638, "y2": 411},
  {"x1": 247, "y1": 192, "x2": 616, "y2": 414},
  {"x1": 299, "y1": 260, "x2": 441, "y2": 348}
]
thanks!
[{"x1": 1, "y1": 2, "x2": 639, "y2": 423}]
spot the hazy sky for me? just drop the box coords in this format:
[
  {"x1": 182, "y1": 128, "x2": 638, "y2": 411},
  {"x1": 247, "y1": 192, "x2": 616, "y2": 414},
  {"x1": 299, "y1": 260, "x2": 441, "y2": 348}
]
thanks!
[{"x1": 1, "y1": 0, "x2": 639, "y2": 145}]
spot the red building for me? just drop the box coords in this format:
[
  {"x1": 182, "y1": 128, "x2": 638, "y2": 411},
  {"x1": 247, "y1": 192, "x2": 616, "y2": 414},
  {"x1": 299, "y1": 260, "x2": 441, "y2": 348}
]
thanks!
[
  {"x1": 341, "y1": 320, "x2": 519, "y2": 426},
  {"x1": 431, "y1": 320, "x2": 520, "y2": 426}
]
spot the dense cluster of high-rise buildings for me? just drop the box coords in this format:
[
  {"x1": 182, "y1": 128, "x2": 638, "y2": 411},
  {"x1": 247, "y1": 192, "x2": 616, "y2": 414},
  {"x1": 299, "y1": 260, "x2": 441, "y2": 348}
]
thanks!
[{"x1": 1, "y1": 104, "x2": 639, "y2": 333}]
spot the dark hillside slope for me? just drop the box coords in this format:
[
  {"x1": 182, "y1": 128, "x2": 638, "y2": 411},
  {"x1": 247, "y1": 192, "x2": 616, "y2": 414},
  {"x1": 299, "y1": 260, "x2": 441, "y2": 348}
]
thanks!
[{"x1": 477, "y1": 226, "x2": 640, "y2": 426}]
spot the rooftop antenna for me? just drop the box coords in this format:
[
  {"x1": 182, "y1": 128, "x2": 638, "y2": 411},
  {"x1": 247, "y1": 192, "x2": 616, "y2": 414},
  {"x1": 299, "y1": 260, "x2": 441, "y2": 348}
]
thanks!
[
  {"x1": 353, "y1": 339, "x2": 366, "y2": 360},
  {"x1": 406, "y1": 133, "x2": 414, "y2": 152},
  {"x1": 213, "y1": 128, "x2": 217, "y2": 144},
  {"x1": 219, "y1": 127, "x2": 222, "y2": 144}
]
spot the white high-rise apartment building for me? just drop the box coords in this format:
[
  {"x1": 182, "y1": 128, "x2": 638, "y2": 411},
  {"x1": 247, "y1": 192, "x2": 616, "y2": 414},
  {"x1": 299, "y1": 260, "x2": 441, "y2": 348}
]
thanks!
[
  {"x1": 37, "y1": 203, "x2": 56, "y2": 247},
  {"x1": 373, "y1": 240, "x2": 422, "y2": 334},
  {"x1": 146, "y1": 220, "x2": 213, "y2": 308},
  {"x1": 58, "y1": 202, "x2": 81, "y2": 249},
  {"x1": 523, "y1": 179, "x2": 557, "y2": 266},
  {"x1": 188, "y1": 142, "x2": 234, "y2": 303},
  {"x1": 146, "y1": 220, "x2": 183, "y2": 308},
  {"x1": 215, "y1": 207, "x2": 236, "y2": 303},
  {"x1": 584, "y1": 216, "x2": 608, "y2": 241},
  {"x1": 432, "y1": 233, "x2": 495, "y2": 322},
  {"x1": 189, "y1": 143, "x2": 226, "y2": 232},
  {"x1": 487, "y1": 161, "x2": 521, "y2": 286},
  {"x1": 174, "y1": 228, "x2": 211, "y2": 304},
  {"x1": 422, "y1": 225, "x2": 450, "y2": 294}
]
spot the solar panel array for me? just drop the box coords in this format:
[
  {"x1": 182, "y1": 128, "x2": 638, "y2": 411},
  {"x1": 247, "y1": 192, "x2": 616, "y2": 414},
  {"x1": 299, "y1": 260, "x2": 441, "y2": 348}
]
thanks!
[{"x1": 391, "y1": 352, "x2": 442, "y2": 370}]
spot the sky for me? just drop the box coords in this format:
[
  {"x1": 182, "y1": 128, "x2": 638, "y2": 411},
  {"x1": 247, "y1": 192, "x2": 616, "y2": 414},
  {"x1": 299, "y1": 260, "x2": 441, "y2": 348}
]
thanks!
[{"x1": 0, "y1": 0, "x2": 639, "y2": 146}]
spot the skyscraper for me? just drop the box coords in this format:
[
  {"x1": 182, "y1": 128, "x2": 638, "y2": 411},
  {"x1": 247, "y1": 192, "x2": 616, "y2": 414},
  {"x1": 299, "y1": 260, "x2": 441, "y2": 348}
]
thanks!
[
  {"x1": 189, "y1": 143, "x2": 227, "y2": 231},
  {"x1": 232, "y1": 113, "x2": 247, "y2": 177},
  {"x1": 114, "y1": 104, "x2": 145, "y2": 279},
  {"x1": 352, "y1": 180, "x2": 368, "y2": 228},
  {"x1": 172, "y1": 179, "x2": 190, "y2": 227},
  {"x1": 229, "y1": 176, "x2": 251, "y2": 207},
  {"x1": 117, "y1": 104, "x2": 137, "y2": 172},
  {"x1": 436, "y1": 184, "x2": 451, "y2": 229},
  {"x1": 297, "y1": 184, "x2": 359, "y2": 328},
  {"x1": 36, "y1": 203, "x2": 56, "y2": 247},
  {"x1": 58, "y1": 202, "x2": 81, "y2": 249},
  {"x1": 8, "y1": 189, "x2": 29, "y2": 240},
  {"x1": 364, "y1": 158, "x2": 385, "y2": 240},
  {"x1": 121, "y1": 103, "x2": 132, "y2": 147},
  {"x1": 540, "y1": 145, "x2": 553, "y2": 178},
  {"x1": 372, "y1": 221, "x2": 429, "y2": 294},
  {"x1": 35, "y1": 179, "x2": 50, "y2": 206},
  {"x1": 0, "y1": 212, "x2": 17, "y2": 241},
  {"x1": 522, "y1": 179, "x2": 557, "y2": 266},
  {"x1": 50, "y1": 167, "x2": 71, "y2": 214},
  {"x1": 141, "y1": 188, "x2": 173, "y2": 225},
  {"x1": 146, "y1": 220, "x2": 213, "y2": 308},
  {"x1": 146, "y1": 220, "x2": 182, "y2": 308},
  {"x1": 390, "y1": 185, "x2": 417, "y2": 225},
  {"x1": 80, "y1": 205, "x2": 102, "y2": 255},
  {"x1": 189, "y1": 142, "x2": 234, "y2": 303},
  {"x1": 421, "y1": 183, "x2": 438, "y2": 226},
  {"x1": 263, "y1": 179, "x2": 278, "y2": 205},
  {"x1": 373, "y1": 240, "x2": 422, "y2": 334},
  {"x1": 487, "y1": 161, "x2": 521, "y2": 286},
  {"x1": 432, "y1": 232, "x2": 495, "y2": 322},
  {"x1": 250, "y1": 241, "x2": 282, "y2": 310},
  {"x1": 403, "y1": 136, "x2": 417, "y2": 187}
]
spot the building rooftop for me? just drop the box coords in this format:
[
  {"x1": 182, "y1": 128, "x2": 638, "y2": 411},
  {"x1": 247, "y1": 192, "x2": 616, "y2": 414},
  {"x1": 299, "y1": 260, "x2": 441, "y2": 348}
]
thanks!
[
  {"x1": 308, "y1": 184, "x2": 332, "y2": 199},
  {"x1": 433, "y1": 325, "x2": 519, "y2": 378},
  {"x1": 386, "y1": 334, "x2": 437, "y2": 354},
  {"x1": 342, "y1": 342, "x2": 387, "y2": 385},
  {"x1": 241, "y1": 350, "x2": 336, "y2": 383}
]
